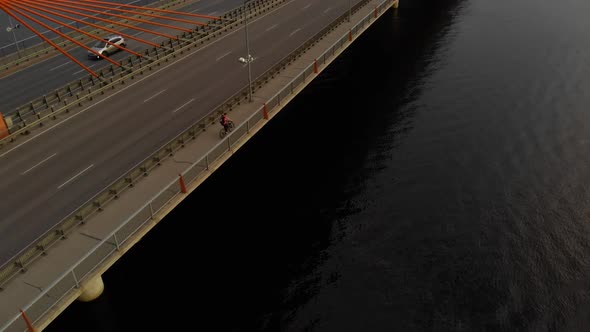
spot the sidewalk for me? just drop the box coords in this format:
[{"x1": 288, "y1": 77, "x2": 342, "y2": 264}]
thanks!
[{"x1": 0, "y1": 0, "x2": 396, "y2": 330}]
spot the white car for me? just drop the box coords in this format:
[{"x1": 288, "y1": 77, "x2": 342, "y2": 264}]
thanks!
[{"x1": 87, "y1": 35, "x2": 126, "y2": 59}]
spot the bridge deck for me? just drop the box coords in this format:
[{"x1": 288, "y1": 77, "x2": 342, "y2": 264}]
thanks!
[{"x1": 0, "y1": 0, "x2": 396, "y2": 330}]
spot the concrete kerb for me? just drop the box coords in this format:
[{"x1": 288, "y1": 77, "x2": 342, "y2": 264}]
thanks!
[{"x1": 0, "y1": 0, "x2": 396, "y2": 329}]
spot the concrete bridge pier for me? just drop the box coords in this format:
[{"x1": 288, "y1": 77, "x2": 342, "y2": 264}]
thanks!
[
  {"x1": 77, "y1": 275, "x2": 105, "y2": 302},
  {"x1": 394, "y1": 0, "x2": 399, "y2": 8}
]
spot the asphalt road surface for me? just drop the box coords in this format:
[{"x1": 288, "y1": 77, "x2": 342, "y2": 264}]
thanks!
[
  {"x1": 0, "y1": 0, "x2": 244, "y2": 113},
  {"x1": 0, "y1": 0, "x2": 358, "y2": 266}
]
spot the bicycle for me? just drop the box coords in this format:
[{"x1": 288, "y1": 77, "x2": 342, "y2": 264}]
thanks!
[{"x1": 219, "y1": 120, "x2": 235, "y2": 138}]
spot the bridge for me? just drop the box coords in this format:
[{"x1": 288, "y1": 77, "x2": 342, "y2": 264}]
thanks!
[{"x1": 0, "y1": 0, "x2": 398, "y2": 330}]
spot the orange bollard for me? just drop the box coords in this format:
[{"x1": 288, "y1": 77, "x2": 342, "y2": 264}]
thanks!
[
  {"x1": 314, "y1": 59, "x2": 318, "y2": 74},
  {"x1": 263, "y1": 103, "x2": 269, "y2": 119},
  {"x1": 349, "y1": 30, "x2": 352, "y2": 41},
  {"x1": 179, "y1": 174, "x2": 187, "y2": 193},
  {"x1": 0, "y1": 112, "x2": 9, "y2": 139},
  {"x1": 20, "y1": 309, "x2": 36, "y2": 332}
]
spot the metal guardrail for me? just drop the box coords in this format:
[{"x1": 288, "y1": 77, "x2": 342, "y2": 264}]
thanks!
[
  {"x1": 0, "y1": 0, "x2": 285, "y2": 146},
  {"x1": 0, "y1": 0, "x2": 396, "y2": 330},
  {"x1": 0, "y1": 0, "x2": 189, "y2": 73}
]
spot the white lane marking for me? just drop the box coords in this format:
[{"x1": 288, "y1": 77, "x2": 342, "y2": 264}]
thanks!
[
  {"x1": 57, "y1": 164, "x2": 94, "y2": 189},
  {"x1": 216, "y1": 51, "x2": 231, "y2": 61},
  {"x1": 143, "y1": 89, "x2": 167, "y2": 103},
  {"x1": 208, "y1": 11, "x2": 218, "y2": 16},
  {"x1": 172, "y1": 98, "x2": 195, "y2": 113},
  {"x1": 152, "y1": 36, "x2": 162, "y2": 41},
  {"x1": 50, "y1": 62, "x2": 69, "y2": 71},
  {"x1": 289, "y1": 28, "x2": 301, "y2": 37},
  {"x1": 266, "y1": 24, "x2": 278, "y2": 32},
  {"x1": 132, "y1": 31, "x2": 143, "y2": 37},
  {"x1": 73, "y1": 65, "x2": 94, "y2": 76},
  {"x1": 21, "y1": 153, "x2": 57, "y2": 175},
  {"x1": 303, "y1": 4, "x2": 311, "y2": 9},
  {"x1": 190, "y1": 7, "x2": 202, "y2": 13},
  {"x1": 0, "y1": 3, "x2": 286, "y2": 159},
  {"x1": 324, "y1": 7, "x2": 332, "y2": 14}
]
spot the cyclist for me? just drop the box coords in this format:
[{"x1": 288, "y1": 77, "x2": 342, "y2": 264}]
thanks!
[{"x1": 220, "y1": 113, "x2": 232, "y2": 132}]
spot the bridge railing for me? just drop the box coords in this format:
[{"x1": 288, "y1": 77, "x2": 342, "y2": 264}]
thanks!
[{"x1": 0, "y1": 0, "x2": 395, "y2": 330}]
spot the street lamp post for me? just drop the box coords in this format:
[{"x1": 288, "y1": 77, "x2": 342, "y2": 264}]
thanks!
[
  {"x1": 7, "y1": 16, "x2": 20, "y2": 57},
  {"x1": 244, "y1": 0, "x2": 253, "y2": 102}
]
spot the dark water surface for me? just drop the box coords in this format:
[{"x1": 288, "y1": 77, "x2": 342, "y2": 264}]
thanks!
[{"x1": 46, "y1": 0, "x2": 590, "y2": 331}]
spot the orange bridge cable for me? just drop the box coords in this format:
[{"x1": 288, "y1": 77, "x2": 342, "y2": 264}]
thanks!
[
  {"x1": 0, "y1": 3, "x2": 100, "y2": 77},
  {"x1": 25, "y1": 0, "x2": 193, "y2": 33},
  {"x1": 19, "y1": 309, "x2": 36, "y2": 332},
  {"x1": 78, "y1": 0, "x2": 223, "y2": 20},
  {"x1": 4, "y1": 2, "x2": 122, "y2": 68},
  {"x1": 16, "y1": 0, "x2": 175, "y2": 45},
  {"x1": 46, "y1": 0, "x2": 207, "y2": 26},
  {"x1": 10, "y1": 2, "x2": 143, "y2": 58}
]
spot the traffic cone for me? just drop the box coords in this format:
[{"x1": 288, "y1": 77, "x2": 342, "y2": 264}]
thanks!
[{"x1": 179, "y1": 174, "x2": 187, "y2": 193}]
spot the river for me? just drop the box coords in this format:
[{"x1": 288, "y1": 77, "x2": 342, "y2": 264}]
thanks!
[{"x1": 46, "y1": 0, "x2": 590, "y2": 330}]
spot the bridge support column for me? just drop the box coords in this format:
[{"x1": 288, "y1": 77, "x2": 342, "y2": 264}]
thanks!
[
  {"x1": 393, "y1": 0, "x2": 399, "y2": 9},
  {"x1": 78, "y1": 275, "x2": 104, "y2": 302}
]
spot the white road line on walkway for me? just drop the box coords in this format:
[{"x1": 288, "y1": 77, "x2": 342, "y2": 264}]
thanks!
[
  {"x1": 172, "y1": 98, "x2": 195, "y2": 113},
  {"x1": 208, "y1": 11, "x2": 218, "y2": 16},
  {"x1": 152, "y1": 35, "x2": 162, "y2": 41},
  {"x1": 266, "y1": 24, "x2": 278, "y2": 32},
  {"x1": 132, "y1": 31, "x2": 143, "y2": 37},
  {"x1": 216, "y1": 51, "x2": 232, "y2": 61},
  {"x1": 72, "y1": 65, "x2": 94, "y2": 76},
  {"x1": 21, "y1": 153, "x2": 57, "y2": 175},
  {"x1": 0, "y1": 3, "x2": 286, "y2": 159},
  {"x1": 324, "y1": 7, "x2": 332, "y2": 14},
  {"x1": 190, "y1": 7, "x2": 202, "y2": 13},
  {"x1": 303, "y1": 4, "x2": 311, "y2": 10},
  {"x1": 144, "y1": 89, "x2": 167, "y2": 103},
  {"x1": 50, "y1": 62, "x2": 69, "y2": 72},
  {"x1": 57, "y1": 164, "x2": 94, "y2": 189},
  {"x1": 289, "y1": 28, "x2": 301, "y2": 37}
]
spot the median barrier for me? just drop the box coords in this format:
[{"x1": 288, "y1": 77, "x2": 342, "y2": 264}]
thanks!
[
  {"x1": 0, "y1": 0, "x2": 285, "y2": 149},
  {"x1": 0, "y1": 0, "x2": 193, "y2": 75}
]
